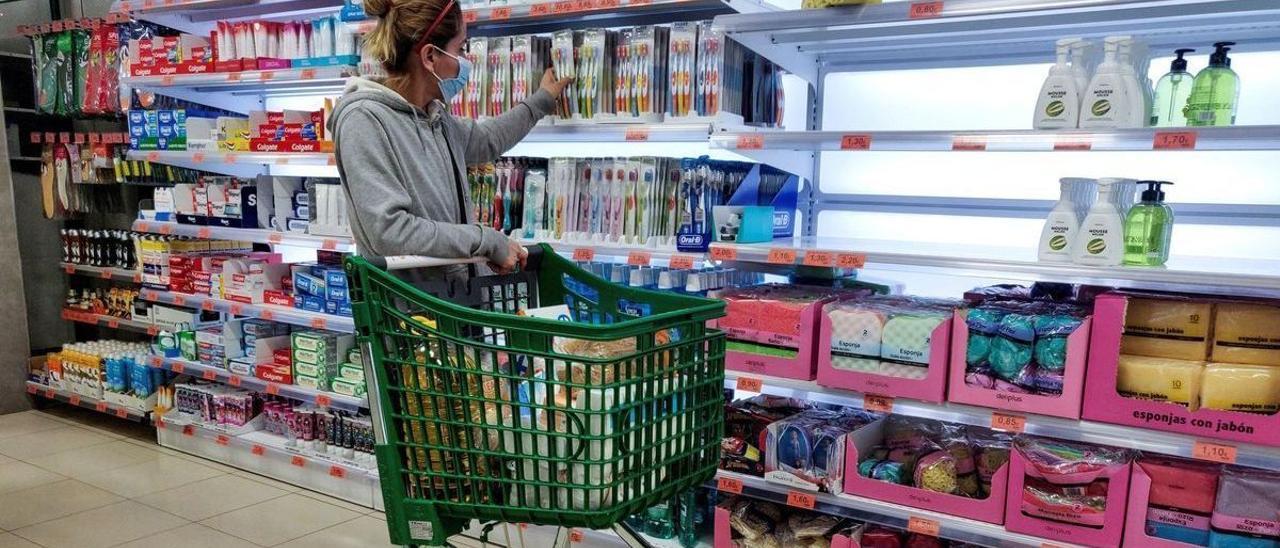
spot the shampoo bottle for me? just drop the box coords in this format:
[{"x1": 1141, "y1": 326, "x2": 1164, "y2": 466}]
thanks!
[
  {"x1": 1124, "y1": 181, "x2": 1175, "y2": 266},
  {"x1": 1039, "y1": 178, "x2": 1095, "y2": 262},
  {"x1": 1073, "y1": 177, "x2": 1127, "y2": 266},
  {"x1": 1034, "y1": 38, "x2": 1082, "y2": 129},
  {"x1": 1151, "y1": 49, "x2": 1196, "y2": 126},
  {"x1": 1080, "y1": 37, "x2": 1130, "y2": 128},
  {"x1": 1185, "y1": 42, "x2": 1240, "y2": 127}
]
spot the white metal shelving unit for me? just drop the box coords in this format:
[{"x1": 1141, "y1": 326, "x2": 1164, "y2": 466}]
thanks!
[
  {"x1": 61, "y1": 263, "x2": 144, "y2": 284},
  {"x1": 146, "y1": 355, "x2": 367, "y2": 412},
  {"x1": 139, "y1": 288, "x2": 355, "y2": 332},
  {"x1": 131, "y1": 219, "x2": 356, "y2": 251},
  {"x1": 61, "y1": 308, "x2": 160, "y2": 335},
  {"x1": 25, "y1": 381, "x2": 152, "y2": 422}
]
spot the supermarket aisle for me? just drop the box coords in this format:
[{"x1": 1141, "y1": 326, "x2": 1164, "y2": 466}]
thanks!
[{"x1": 0, "y1": 407, "x2": 395, "y2": 548}]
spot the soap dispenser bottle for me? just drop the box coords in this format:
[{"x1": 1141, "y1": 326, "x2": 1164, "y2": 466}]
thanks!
[
  {"x1": 1039, "y1": 178, "x2": 1094, "y2": 262},
  {"x1": 1185, "y1": 41, "x2": 1240, "y2": 126},
  {"x1": 1073, "y1": 177, "x2": 1126, "y2": 266},
  {"x1": 1034, "y1": 38, "x2": 1083, "y2": 129},
  {"x1": 1080, "y1": 37, "x2": 1129, "y2": 128},
  {"x1": 1152, "y1": 49, "x2": 1195, "y2": 126},
  {"x1": 1124, "y1": 181, "x2": 1175, "y2": 266}
]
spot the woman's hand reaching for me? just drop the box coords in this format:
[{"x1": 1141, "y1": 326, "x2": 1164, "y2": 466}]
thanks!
[
  {"x1": 489, "y1": 238, "x2": 528, "y2": 274},
  {"x1": 540, "y1": 67, "x2": 573, "y2": 98}
]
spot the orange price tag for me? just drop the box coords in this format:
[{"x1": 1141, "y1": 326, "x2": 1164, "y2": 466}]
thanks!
[
  {"x1": 158, "y1": 224, "x2": 173, "y2": 235},
  {"x1": 137, "y1": 222, "x2": 151, "y2": 232},
  {"x1": 251, "y1": 444, "x2": 266, "y2": 456},
  {"x1": 803, "y1": 251, "x2": 835, "y2": 267},
  {"x1": 329, "y1": 465, "x2": 346, "y2": 478},
  {"x1": 291, "y1": 455, "x2": 306, "y2": 468},
  {"x1": 268, "y1": 233, "x2": 284, "y2": 244},
  {"x1": 44, "y1": 132, "x2": 55, "y2": 144},
  {"x1": 316, "y1": 394, "x2": 332, "y2": 407},
  {"x1": 115, "y1": 407, "x2": 129, "y2": 418},
  {"x1": 229, "y1": 375, "x2": 242, "y2": 387},
  {"x1": 735, "y1": 134, "x2": 764, "y2": 150},
  {"x1": 64, "y1": 264, "x2": 75, "y2": 274},
  {"x1": 160, "y1": 75, "x2": 175, "y2": 86},
  {"x1": 201, "y1": 300, "x2": 216, "y2": 312},
  {"x1": 952, "y1": 136, "x2": 987, "y2": 151},
  {"x1": 192, "y1": 152, "x2": 206, "y2": 163},
  {"x1": 26, "y1": 384, "x2": 37, "y2": 394},
  {"x1": 74, "y1": 133, "x2": 86, "y2": 144},
  {"x1": 170, "y1": 295, "x2": 184, "y2": 305},
  {"x1": 298, "y1": 68, "x2": 316, "y2": 80},
  {"x1": 766, "y1": 248, "x2": 797, "y2": 265},
  {"x1": 595, "y1": 0, "x2": 619, "y2": 7},
  {"x1": 274, "y1": 157, "x2": 290, "y2": 165},
  {"x1": 149, "y1": 356, "x2": 163, "y2": 367},
  {"x1": 1054, "y1": 138, "x2": 1092, "y2": 151},
  {"x1": 171, "y1": 362, "x2": 185, "y2": 374},
  {"x1": 991, "y1": 412, "x2": 1027, "y2": 433},
  {"x1": 836, "y1": 253, "x2": 867, "y2": 269},
  {"x1": 709, "y1": 245, "x2": 738, "y2": 261},
  {"x1": 260, "y1": 71, "x2": 275, "y2": 81},
  {"x1": 490, "y1": 6, "x2": 511, "y2": 19},
  {"x1": 44, "y1": 388, "x2": 56, "y2": 399},
  {"x1": 717, "y1": 476, "x2": 744, "y2": 494},
  {"x1": 839, "y1": 134, "x2": 872, "y2": 150},
  {"x1": 226, "y1": 72, "x2": 242, "y2": 82},
  {"x1": 30, "y1": 132, "x2": 41, "y2": 144},
  {"x1": 59, "y1": 131, "x2": 71, "y2": 143},
  {"x1": 310, "y1": 317, "x2": 327, "y2": 329},
  {"x1": 202, "y1": 369, "x2": 217, "y2": 381},
  {"x1": 572, "y1": 248, "x2": 595, "y2": 262},
  {"x1": 133, "y1": 273, "x2": 143, "y2": 283},
  {"x1": 230, "y1": 303, "x2": 245, "y2": 315},
  {"x1": 107, "y1": 318, "x2": 120, "y2": 329},
  {"x1": 735, "y1": 376, "x2": 763, "y2": 392},
  {"x1": 223, "y1": 153, "x2": 238, "y2": 163},
  {"x1": 215, "y1": 434, "x2": 230, "y2": 446},
  {"x1": 864, "y1": 394, "x2": 894, "y2": 413},
  {"x1": 182, "y1": 425, "x2": 195, "y2": 437},
  {"x1": 146, "y1": 151, "x2": 160, "y2": 162},
  {"x1": 69, "y1": 395, "x2": 81, "y2": 406},
  {"x1": 148, "y1": 326, "x2": 159, "y2": 336},
  {"x1": 100, "y1": 268, "x2": 114, "y2": 279},
  {"x1": 624, "y1": 127, "x2": 650, "y2": 141},
  {"x1": 786, "y1": 491, "x2": 816, "y2": 510},
  {"x1": 1192, "y1": 441, "x2": 1237, "y2": 464},
  {"x1": 463, "y1": 10, "x2": 478, "y2": 22},
  {"x1": 96, "y1": 401, "x2": 109, "y2": 412},
  {"x1": 260, "y1": 309, "x2": 275, "y2": 321},
  {"x1": 569, "y1": 530, "x2": 585, "y2": 543},
  {"x1": 1153, "y1": 130, "x2": 1197, "y2": 150},
  {"x1": 552, "y1": 0, "x2": 576, "y2": 12},
  {"x1": 196, "y1": 226, "x2": 212, "y2": 238},
  {"x1": 627, "y1": 251, "x2": 652, "y2": 266},
  {"x1": 908, "y1": 516, "x2": 941, "y2": 537},
  {"x1": 669, "y1": 254, "x2": 695, "y2": 269},
  {"x1": 908, "y1": 0, "x2": 944, "y2": 18},
  {"x1": 530, "y1": 3, "x2": 551, "y2": 15},
  {"x1": 326, "y1": 156, "x2": 337, "y2": 166},
  {"x1": 322, "y1": 239, "x2": 338, "y2": 251},
  {"x1": 266, "y1": 383, "x2": 280, "y2": 395}
]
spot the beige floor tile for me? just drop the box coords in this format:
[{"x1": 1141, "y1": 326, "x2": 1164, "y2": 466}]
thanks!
[
  {"x1": 11, "y1": 500, "x2": 187, "y2": 548},
  {"x1": 0, "y1": 453, "x2": 12, "y2": 465},
  {"x1": 0, "y1": 426, "x2": 114, "y2": 460},
  {"x1": 0, "y1": 460, "x2": 66, "y2": 495},
  {"x1": 232, "y1": 470, "x2": 301, "y2": 492},
  {"x1": 114, "y1": 523, "x2": 261, "y2": 548},
  {"x1": 0, "y1": 532, "x2": 41, "y2": 548},
  {"x1": 166, "y1": 451, "x2": 239, "y2": 473},
  {"x1": 136, "y1": 473, "x2": 289, "y2": 521},
  {"x1": 0, "y1": 412, "x2": 65, "y2": 440},
  {"x1": 295, "y1": 489, "x2": 376, "y2": 514},
  {"x1": 80, "y1": 454, "x2": 225, "y2": 498},
  {"x1": 201, "y1": 493, "x2": 362, "y2": 546},
  {"x1": 0, "y1": 479, "x2": 123, "y2": 530},
  {"x1": 276, "y1": 515, "x2": 398, "y2": 548},
  {"x1": 33, "y1": 440, "x2": 162, "y2": 479}
]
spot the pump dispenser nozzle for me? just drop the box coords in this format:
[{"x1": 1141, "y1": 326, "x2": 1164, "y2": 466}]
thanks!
[
  {"x1": 1138, "y1": 180, "x2": 1173, "y2": 203},
  {"x1": 1210, "y1": 42, "x2": 1236, "y2": 67},
  {"x1": 1170, "y1": 49, "x2": 1194, "y2": 72}
]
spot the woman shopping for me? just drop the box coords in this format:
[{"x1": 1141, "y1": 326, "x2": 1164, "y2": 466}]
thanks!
[{"x1": 330, "y1": 0, "x2": 571, "y2": 281}]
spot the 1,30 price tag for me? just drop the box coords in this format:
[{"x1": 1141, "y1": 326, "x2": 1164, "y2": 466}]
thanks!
[
  {"x1": 709, "y1": 245, "x2": 738, "y2": 261},
  {"x1": 1154, "y1": 130, "x2": 1198, "y2": 150},
  {"x1": 786, "y1": 490, "x2": 816, "y2": 510},
  {"x1": 908, "y1": 516, "x2": 941, "y2": 537},
  {"x1": 627, "y1": 251, "x2": 652, "y2": 266},
  {"x1": 803, "y1": 251, "x2": 835, "y2": 267},
  {"x1": 735, "y1": 377, "x2": 763, "y2": 392},
  {"x1": 669, "y1": 254, "x2": 695, "y2": 269},
  {"x1": 766, "y1": 248, "x2": 797, "y2": 265},
  {"x1": 717, "y1": 476, "x2": 743, "y2": 494},
  {"x1": 1192, "y1": 441, "x2": 1237, "y2": 464},
  {"x1": 991, "y1": 412, "x2": 1027, "y2": 433},
  {"x1": 864, "y1": 394, "x2": 894, "y2": 413},
  {"x1": 839, "y1": 134, "x2": 872, "y2": 150},
  {"x1": 572, "y1": 248, "x2": 595, "y2": 262}
]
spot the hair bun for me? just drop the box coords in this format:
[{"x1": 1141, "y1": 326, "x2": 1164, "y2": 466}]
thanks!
[{"x1": 363, "y1": 0, "x2": 392, "y2": 17}]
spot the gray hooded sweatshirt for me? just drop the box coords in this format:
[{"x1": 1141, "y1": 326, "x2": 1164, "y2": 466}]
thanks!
[{"x1": 329, "y1": 77, "x2": 556, "y2": 281}]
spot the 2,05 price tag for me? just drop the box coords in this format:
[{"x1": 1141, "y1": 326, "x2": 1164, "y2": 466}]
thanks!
[
  {"x1": 1192, "y1": 441, "x2": 1237, "y2": 464},
  {"x1": 908, "y1": 516, "x2": 941, "y2": 537},
  {"x1": 991, "y1": 412, "x2": 1027, "y2": 433},
  {"x1": 786, "y1": 490, "x2": 816, "y2": 510},
  {"x1": 1153, "y1": 131, "x2": 1197, "y2": 150},
  {"x1": 717, "y1": 476, "x2": 743, "y2": 494},
  {"x1": 735, "y1": 377, "x2": 763, "y2": 392}
]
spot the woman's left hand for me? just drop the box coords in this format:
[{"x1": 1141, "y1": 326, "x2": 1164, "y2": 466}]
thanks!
[{"x1": 539, "y1": 67, "x2": 573, "y2": 98}]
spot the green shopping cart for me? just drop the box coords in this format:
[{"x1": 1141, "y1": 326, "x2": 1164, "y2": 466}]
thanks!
[{"x1": 344, "y1": 244, "x2": 726, "y2": 547}]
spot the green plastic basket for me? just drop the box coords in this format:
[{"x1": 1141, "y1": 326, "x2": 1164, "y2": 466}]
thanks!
[{"x1": 345, "y1": 244, "x2": 726, "y2": 546}]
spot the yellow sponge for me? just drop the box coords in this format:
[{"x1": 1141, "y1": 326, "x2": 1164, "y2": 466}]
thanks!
[
  {"x1": 1116, "y1": 354, "x2": 1204, "y2": 409},
  {"x1": 1212, "y1": 303, "x2": 1280, "y2": 367},
  {"x1": 1122, "y1": 298, "x2": 1213, "y2": 361},
  {"x1": 1201, "y1": 363, "x2": 1280, "y2": 414}
]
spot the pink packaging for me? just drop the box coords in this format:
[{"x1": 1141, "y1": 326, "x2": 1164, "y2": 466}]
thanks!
[
  {"x1": 842, "y1": 419, "x2": 1009, "y2": 524},
  {"x1": 832, "y1": 532, "x2": 859, "y2": 548},
  {"x1": 1083, "y1": 291, "x2": 1280, "y2": 446},
  {"x1": 947, "y1": 309, "x2": 1093, "y2": 419},
  {"x1": 713, "y1": 504, "x2": 731, "y2": 548},
  {"x1": 721, "y1": 286, "x2": 842, "y2": 380},
  {"x1": 1124, "y1": 461, "x2": 1215, "y2": 547},
  {"x1": 818, "y1": 303, "x2": 953, "y2": 403},
  {"x1": 1004, "y1": 440, "x2": 1131, "y2": 547}
]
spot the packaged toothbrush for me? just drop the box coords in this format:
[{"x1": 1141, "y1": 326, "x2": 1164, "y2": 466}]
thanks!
[
  {"x1": 488, "y1": 37, "x2": 511, "y2": 116},
  {"x1": 340, "y1": 0, "x2": 367, "y2": 21},
  {"x1": 668, "y1": 23, "x2": 697, "y2": 118},
  {"x1": 465, "y1": 37, "x2": 488, "y2": 119},
  {"x1": 551, "y1": 30, "x2": 578, "y2": 119}
]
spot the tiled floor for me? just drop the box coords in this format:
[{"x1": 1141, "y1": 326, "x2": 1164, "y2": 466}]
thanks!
[{"x1": 0, "y1": 407, "x2": 397, "y2": 548}]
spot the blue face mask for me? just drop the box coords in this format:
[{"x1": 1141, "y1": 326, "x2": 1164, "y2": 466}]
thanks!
[{"x1": 430, "y1": 46, "x2": 471, "y2": 103}]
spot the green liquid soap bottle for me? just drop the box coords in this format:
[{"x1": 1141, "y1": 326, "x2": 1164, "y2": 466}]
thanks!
[
  {"x1": 1185, "y1": 42, "x2": 1239, "y2": 126},
  {"x1": 1152, "y1": 49, "x2": 1195, "y2": 126},
  {"x1": 1123, "y1": 181, "x2": 1175, "y2": 266}
]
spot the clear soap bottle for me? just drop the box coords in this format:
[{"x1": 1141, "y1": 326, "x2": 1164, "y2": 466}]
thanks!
[
  {"x1": 1123, "y1": 181, "x2": 1175, "y2": 266},
  {"x1": 1151, "y1": 49, "x2": 1195, "y2": 126},
  {"x1": 1185, "y1": 42, "x2": 1240, "y2": 126}
]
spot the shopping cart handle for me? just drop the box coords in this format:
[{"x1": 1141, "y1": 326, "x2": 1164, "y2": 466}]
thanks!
[{"x1": 368, "y1": 245, "x2": 544, "y2": 271}]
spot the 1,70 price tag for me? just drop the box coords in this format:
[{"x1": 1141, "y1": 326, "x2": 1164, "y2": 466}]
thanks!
[{"x1": 1154, "y1": 131, "x2": 1198, "y2": 150}]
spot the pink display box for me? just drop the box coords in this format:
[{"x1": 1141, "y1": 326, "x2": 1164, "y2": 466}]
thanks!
[
  {"x1": 1004, "y1": 445, "x2": 1130, "y2": 547},
  {"x1": 818, "y1": 313, "x2": 952, "y2": 403},
  {"x1": 831, "y1": 533, "x2": 859, "y2": 548},
  {"x1": 723, "y1": 294, "x2": 837, "y2": 381},
  {"x1": 1124, "y1": 463, "x2": 1209, "y2": 547},
  {"x1": 1083, "y1": 292, "x2": 1280, "y2": 446},
  {"x1": 841, "y1": 419, "x2": 1008, "y2": 524},
  {"x1": 947, "y1": 309, "x2": 1093, "y2": 419}
]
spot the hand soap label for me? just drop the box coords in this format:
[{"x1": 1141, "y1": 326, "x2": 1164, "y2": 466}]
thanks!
[
  {"x1": 1080, "y1": 83, "x2": 1124, "y2": 127},
  {"x1": 1075, "y1": 220, "x2": 1121, "y2": 265},
  {"x1": 1035, "y1": 86, "x2": 1079, "y2": 129},
  {"x1": 1038, "y1": 216, "x2": 1076, "y2": 261}
]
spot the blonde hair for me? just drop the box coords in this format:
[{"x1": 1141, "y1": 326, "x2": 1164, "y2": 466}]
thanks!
[{"x1": 362, "y1": 0, "x2": 462, "y2": 90}]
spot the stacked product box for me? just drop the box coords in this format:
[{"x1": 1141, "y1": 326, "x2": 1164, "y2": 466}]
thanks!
[
  {"x1": 128, "y1": 109, "x2": 221, "y2": 150},
  {"x1": 330, "y1": 347, "x2": 366, "y2": 398},
  {"x1": 291, "y1": 330, "x2": 354, "y2": 392},
  {"x1": 292, "y1": 260, "x2": 352, "y2": 317},
  {"x1": 228, "y1": 320, "x2": 292, "y2": 377},
  {"x1": 139, "y1": 236, "x2": 253, "y2": 291},
  {"x1": 257, "y1": 347, "x2": 295, "y2": 385}
]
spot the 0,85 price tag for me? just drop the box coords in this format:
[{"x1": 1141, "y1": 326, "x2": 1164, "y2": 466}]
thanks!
[
  {"x1": 786, "y1": 491, "x2": 816, "y2": 510},
  {"x1": 864, "y1": 394, "x2": 894, "y2": 413},
  {"x1": 735, "y1": 377, "x2": 763, "y2": 392},
  {"x1": 839, "y1": 134, "x2": 872, "y2": 150},
  {"x1": 572, "y1": 248, "x2": 595, "y2": 261},
  {"x1": 717, "y1": 476, "x2": 743, "y2": 494},
  {"x1": 1192, "y1": 441, "x2": 1237, "y2": 464},
  {"x1": 908, "y1": 516, "x2": 941, "y2": 537},
  {"x1": 766, "y1": 248, "x2": 797, "y2": 265},
  {"x1": 627, "y1": 251, "x2": 652, "y2": 266},
  {"x1": 991, "y1": 412, "x2": 1026, "y2": 433},
  {"x1": 1154, "y1": 131, "x2": 1197, "y2": 150}
]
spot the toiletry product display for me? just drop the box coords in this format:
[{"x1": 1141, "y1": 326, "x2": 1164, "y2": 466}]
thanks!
[
  {"x1": 961, "y1": 298, "x2": 1088, "y2": 397},
  {"x1": 1037, "y1": 178, "x2": 1096, "y2": 263},
  {"x1": 1151, "y1": 49, "x2": 1196, "y2": 127},
  {"x1": 717, "y1": 284, "x2": 856, "y2": 380},
  {"x1": 1079, "y1": 36, "x2": 1151, "y2": 129},
  {"x1": 21, "y1": 18, "x2": 127, "y2": 116},
  {"x1": 469, "y1": 158, "x2": 544, "y2": 235},
  {"x1": 60, "y1": 229, "x2": 140, "y2": 270},
  {"x1": 1132, "y1": 456, "x2": 1221, "y2": 546},
  {"x1": 1208, "y1": 467, "x2": 1280, "y2": 548},
  {"x1": 1185, "y1": 42, "x2": 1240, "y2": 127},
  {"x1": 1033, "y1": 38, "x2": 1085, "y2": 129},
  {"x1": 1006, "y1": 437, "x2": 1133, "y2": 545},
  {"x1": 65, "y1": 286, "x2": 140, "y2": 319},
  {"x1": 580, "y1": 260, "x2": 764, "y2": 294},
  {"x1": 1123, "y1": 181, "x2": 1175, "y2": 266},
  {"x1": 125, "y1": 15, "x2": 358, "y2": 75},
  {"x1": 1072, "y1": 177, "x2": 1135, "y2": 267},
  {"x1": 36, "y1": 340, "x2": 171, "y2": 407},
  {"x1": 763, "y1": 406, "x2": 880, "y2": 492},
  {"x1": 715, "y1": 497, "x2": 859, "y2": 547},
  {"x1": 723, "y1": 395, "x2": 814, "y2": 476}
]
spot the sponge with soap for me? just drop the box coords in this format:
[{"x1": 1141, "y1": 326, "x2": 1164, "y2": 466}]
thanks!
[
  {"x1": 1200, "y1": 363, "x2": 1280, "y2": 415},
  {"x1": 1116, "y1": 355, "x2": 1205, "y2": 409},
  {"x1": 1212, "y1": 303, "x2": 1280, "y2": 367},
  {"x1": 1122, "y1": 298, "x2": 1213, "y2": 361}
]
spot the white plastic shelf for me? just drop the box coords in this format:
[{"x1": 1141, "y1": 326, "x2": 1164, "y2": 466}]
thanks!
[
  {"x1": 147, "y1": 355, "x2": 366, "y2": 412},
  {"x1": 139, "y1": 288, "x2": 356, "y2": 333},
  {"x1": 127, "y1": 149, "x2": 337, "y2": 168},
  {"x1": 61, "y1": 308, "x2": 159, "y2": 335},
  {"x1": 711, "y1": 470, "x2": 1081, "y2": 548},
  {"x1": 123, "y1": 65, "x2": 356, "y2": 94},
  {"x1": 708, "y1": 237, "x2": 1280, "y2": 298},
  {"x1": 61, "y1": 263, "x2": 144, "y2": 284},
  {"x1": 528, "y1": 238, "x2": 708, "y2": 268},
  {"x1": 156, "y1": 414, "x2": 381, "y2": 509},
  {"x1": 130, "y1": 219, "x2": 355, "y2": 252},
  {"x1": 25, "y1": 381, "x2": 151, "y2": 422},
  {"x1": 710, "y1": 125, "x2": 1280, "y2": 152},
  {"x1": 725, "y1": 370, "x2": 1280, "y2": 473}
]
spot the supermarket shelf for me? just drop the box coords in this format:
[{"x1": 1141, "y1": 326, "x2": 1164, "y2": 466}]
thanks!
[
  {"x1": 4, "y1": 107, "x2": 39, "y2": 114},
  {"x1": 25, "y1": 381, "x2": 150, "y2": 422},
  {"x1": 123, "y1": 65, "x2": 356, "y2": 95},
  {"x1": 710, "y1": 125, "x2": 1280, "y2": 152},
  {"x1": 530, "y1": 238, "x2": 708, "y2": 267},
  {"x1": 146, "y1": 354, "x2": 366, "y2": 412},
  {"x1": 61, "y1": 263, "x2": 144, "y2": 283},
  {"x1": 710, "y1": 470, "x2": 1080, "y2": 548},
  {"x1": 156, "y1": 413, "x2": 381, "y2": 509},
  {"x1": 61, "y1": 308, "x2": 158, "y2": 335},
  {"x1": 127, "y1": 149, "x2": 336, "y2": 168},
  {"x1": 708, "y1": 237, "x2": 1280, "y2": 298},
  {"x1": 130, "y1": 219, "x2": 355, "y2": 252},
  {"x1": 9, "y1": 156, "x2": 42, "y2": 162},
  {"x1": 139, "y1": 288, "x2": 355, "y2": 333},
  {"x1": 714, "y1": 0, "x2": 1280, "y2": 82},
  {"x1": 464, "y1": 0, "x2": 738, "y2": 36},
  {"x1": 725, "y1": 370, "x2": 1280, "y2": 472}
]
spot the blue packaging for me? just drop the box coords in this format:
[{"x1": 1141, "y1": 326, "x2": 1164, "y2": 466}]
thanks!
[
  {"x1": 293, "y1": 270, "x2": 327, "y2": 298},
  {"x1": 311, "y1": 265, "x2": 347, "y2": 289},
  {"x1": 1148, "y1": 518, "x2": 1211, "y2": 546},
  {"x1": 327, "y1": 285, "x2": 348, "y2": 303},
  {"x1": 338, "y1": 302, "x2": 353, "y2": 317},
  {"x1": 1208, "y1": 531, "x2": 1276, "y2": 548},
  {"x1": 299, "y1": 294, "x2": 326, "y2": 313}
]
